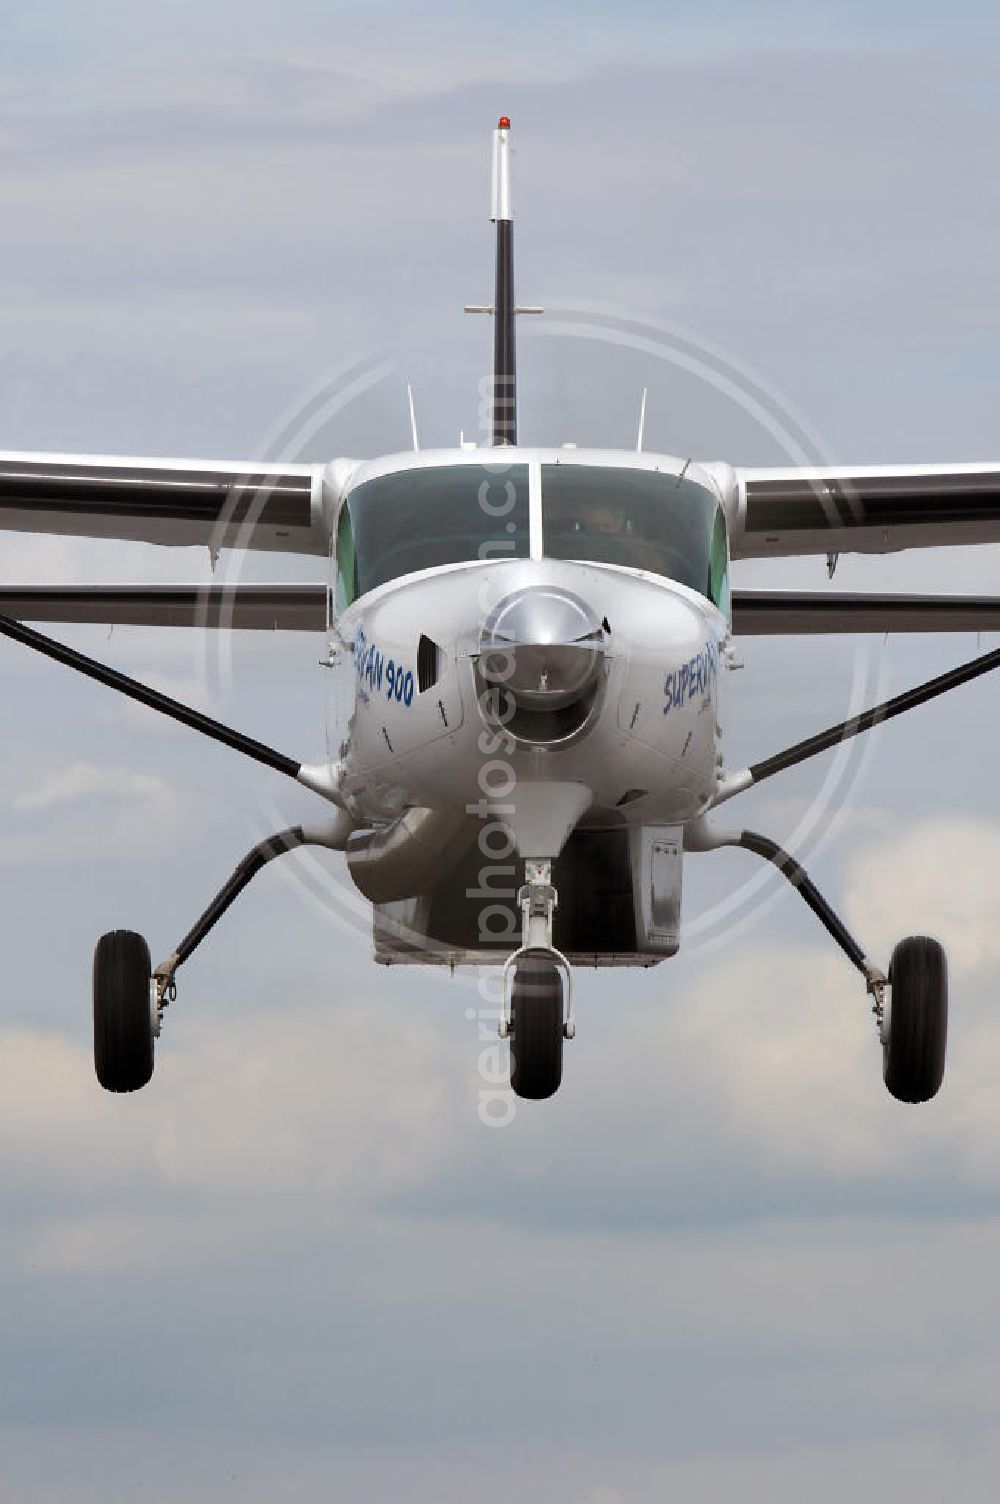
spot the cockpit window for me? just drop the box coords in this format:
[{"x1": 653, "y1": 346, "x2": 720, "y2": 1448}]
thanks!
[
  {"x1": 336, "y1": 464, "x2": 530, "y2": 607},
  {"x1": 708, "y1": 506, "x2": 730, "y2": 616},
  {"x1": 542, "y1": 464, "x2": 729, "y2": 611},
  {"x1": 335, "y1": 499, "x2": 356, "y2": 613}
]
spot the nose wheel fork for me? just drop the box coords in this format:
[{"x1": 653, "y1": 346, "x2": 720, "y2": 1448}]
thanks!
[
  {"x1": 499, "y1": 858, "x2": 575, "y2": 1100},
  {"x1": 500, "y1": 944, "x2": 574, "y2": 1041}
]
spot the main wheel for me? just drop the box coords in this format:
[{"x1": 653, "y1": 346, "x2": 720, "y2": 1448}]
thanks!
[
  {"x1": 510, "y1": 951, "x2": 563, "y2": 1100},
  {"x1": 93, "y1": 930, "x2": 155, "y2": 1093},
  {"x1": 883, "y1": 935, "x2": 947, "y2": 1104}
]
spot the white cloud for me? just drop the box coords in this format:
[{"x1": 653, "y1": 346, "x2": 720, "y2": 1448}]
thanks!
[
  {"x1": 22, "y1": 1211, "x2": 182, "y2": 1275},
  {"x1": 0, "y1": 995, "x2": 465, "y2": 1271},
  {"x1": 15, "y1": 761, "x2": 169, "y2": 812},
  {"x1": 3, "y1": 917, "x2": 996, "y2": 1261},
  {"x1": 0, "y1": 760, "x2": 201, "y2": 863},
  {"x1": 846, "y1": 815, "x2": 1000, "y2": 975}
]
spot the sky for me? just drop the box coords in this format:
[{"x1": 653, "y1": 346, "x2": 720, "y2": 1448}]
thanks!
[{"x1": 3, "y1": 1, "x2": 1000, "y2": 1499}]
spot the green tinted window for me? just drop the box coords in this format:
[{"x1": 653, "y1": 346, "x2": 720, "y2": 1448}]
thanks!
[
  {"x1": 339, "y1": 464, "x2": 530, "y2": 604},
  {"x1": 335, "y1": 500, "x2": 357, "y2": 612},
  {"x1": 708, "y1": 507, "x2": 730, "y2": 616},
  {"x1": 542, "y1": 464, "x2": 727, "y2": 606}
]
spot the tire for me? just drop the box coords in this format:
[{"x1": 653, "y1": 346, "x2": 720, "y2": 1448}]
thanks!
[
  {"x1": 510, "y1": 952, "x2": 563, "y2": 1100},
  {"x1": 884, "y1": 934, "x2": 947, "y2": 1104},
  {"x1": 93, "y1": 930, "x2": 154, "y2": 1093}
]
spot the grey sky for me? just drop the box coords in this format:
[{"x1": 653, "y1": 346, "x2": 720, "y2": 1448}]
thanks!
[{"x1": 2, "y1": 2, "x2": 1000, "y2": 1499}]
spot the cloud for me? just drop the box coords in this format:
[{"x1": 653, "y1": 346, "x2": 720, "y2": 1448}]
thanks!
[
  {"x1": 0, "y1": 996, "x2": 465, "y2": 1248},
  {"x1": 0, "y1": 760, "x2": 201, "y2": 864},
  {"x1": 14, "y1": 761, "x2": 170, "y2": 812},
  {"x1": 3, "y1": 902, "x2": 997, "y2": 1259},
  {"x1": 846, "y1": 815, "x2": 1000, "y2": 975},
  {"x1": 23, "y1": 1211, "x2": 182, "y2": 1275}
]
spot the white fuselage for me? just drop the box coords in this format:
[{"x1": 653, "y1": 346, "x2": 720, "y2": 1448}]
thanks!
[{"x1": 325, "y1": 447, "x2": 729, "y2": 861}]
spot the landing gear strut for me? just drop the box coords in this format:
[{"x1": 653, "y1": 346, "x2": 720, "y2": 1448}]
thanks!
[
  {"x1": 91, "y1": 820, "x2": 348, "y2": 1092},
  {"x1": 500, "y1": 858, "x2": 575, "y2": 1100},
  {"x1": 703, "y1": 645, "x2": 995, "y2": 1107},
  {"x1": 691, "y1": 822, "x2": 950, "y2": 1104}
]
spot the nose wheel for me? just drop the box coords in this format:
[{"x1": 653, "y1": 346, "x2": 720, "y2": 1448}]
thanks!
[
  {"x1": 499, "y1": 857, "x2": 575, "y2": 1100},
  {"x1": 508, "y1": 951, "x2": 565, "y2": 1100}
]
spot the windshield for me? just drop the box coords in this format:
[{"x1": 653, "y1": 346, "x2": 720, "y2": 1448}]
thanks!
[
  {"x1": 336, "y1": 464, "x2": 530, "y2": 609},
  {"x1": 542, "y1": 464, "x2": 730, "y2": 612}
]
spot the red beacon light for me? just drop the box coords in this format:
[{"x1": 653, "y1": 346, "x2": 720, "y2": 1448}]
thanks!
[{"x1": 498, "y1": 116, "x2": 511, "y2": 130}]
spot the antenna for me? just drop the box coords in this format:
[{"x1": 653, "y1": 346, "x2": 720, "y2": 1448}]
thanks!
[
  {"x1": 406, "y1": 383, "x2": 420, "y2": 452},
  {"x1": 636, "y1": 387, "x2": 648, "y2": 452},
  {"x1": 464, "y1": 118, "x2": 543, "y2": 448}
]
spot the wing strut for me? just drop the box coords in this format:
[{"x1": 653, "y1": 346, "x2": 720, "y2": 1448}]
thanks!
[
  {"x1": 0, "y1": 612, "x2": 305, "y2": 782},
  {"x1": 716, "y1": 643, "x2": 1000, "y2": 799}
]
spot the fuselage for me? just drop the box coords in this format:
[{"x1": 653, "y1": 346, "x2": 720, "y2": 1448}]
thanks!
[{"x1": 327, "y1": 447, "x2": 731, "y2": 864}]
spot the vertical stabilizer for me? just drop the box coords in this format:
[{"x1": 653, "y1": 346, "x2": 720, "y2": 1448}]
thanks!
[
  {"x1": 491, "y1": 116, "x2": 516, "y2": 446},
  {"x1": 465, "y1": 119, "x2": 541, "y2": 445}
]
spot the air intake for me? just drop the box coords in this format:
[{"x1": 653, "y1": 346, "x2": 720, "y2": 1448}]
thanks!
[
  {"x1": 417, "y1": 634, "x2": 441, "y2": 693},
  {"x1": 476, "y1": 586, "x2": 606, "y2": 745}
]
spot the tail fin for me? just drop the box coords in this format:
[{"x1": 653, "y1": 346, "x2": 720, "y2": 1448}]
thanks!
[
  {"x1": 491, "y1": 116, "x2": 516, "y2": 446},
  {"x1": 465, "y1": 119, "x2": 542, "y2": 447}
]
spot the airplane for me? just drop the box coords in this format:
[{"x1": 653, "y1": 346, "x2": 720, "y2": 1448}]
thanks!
[{"x1": 2, "y1": 116, "x2": 999, "y2": 1104}]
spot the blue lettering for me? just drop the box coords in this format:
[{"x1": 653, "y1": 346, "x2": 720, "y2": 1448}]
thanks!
[
  {"x1": 663, "y1": 639, "x2": 721, "y2": 716},
  {"x1": 354, "y1": 630, "x2": 413, "y2": 711}
]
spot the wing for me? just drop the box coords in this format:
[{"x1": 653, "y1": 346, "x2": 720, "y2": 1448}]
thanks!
[
  {"x1": 731, "y1": 463, "x2": 1000, "y2": 559},
  {"x1": 732, "y1": 591, "x2": 1000, "y2": 634},
  {"x1": 0, "y1": 451, "x2": 332, "y2": 555},
  {"x1": 0, "y1": 584, "x2": 329, "y2": 630},
  {"x1": 18, "y1": 584, "x2": 996, "y2": 638}
]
